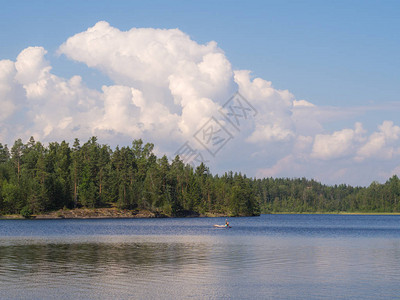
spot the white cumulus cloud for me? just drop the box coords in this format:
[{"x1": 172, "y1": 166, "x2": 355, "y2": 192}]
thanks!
[
  {"x1": 234, "y1": 70, "x2": 295, "y2": 143},
  {"x1": 311, "y1": 122, "x2": 365, "y2": 160},
  {"x1": 356, "y1": 121, "x2": 400, "y2": 161},
  {"x1": 58, "y1": 21, "x2": 236, "y2": 141}
]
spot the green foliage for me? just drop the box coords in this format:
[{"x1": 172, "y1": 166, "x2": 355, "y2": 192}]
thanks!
[
  {"x1": 1, "y1": 137, "x2": 400, "y2": 216},
  {"x1": 20, "y1": 205, "x2": 33, "y2": 218},
  {"x1": 255, "y1": 176, "x2": 400, "y2": 213}
]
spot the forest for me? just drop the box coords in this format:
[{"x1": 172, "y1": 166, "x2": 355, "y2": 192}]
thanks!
[{"x1": 0, "y1": 137, "x2": 400, "y2": 217}]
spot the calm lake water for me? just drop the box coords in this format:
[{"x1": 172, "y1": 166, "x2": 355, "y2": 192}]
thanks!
[{"x1": 0, "y1": 214, "x2": 399, "y2": 299}]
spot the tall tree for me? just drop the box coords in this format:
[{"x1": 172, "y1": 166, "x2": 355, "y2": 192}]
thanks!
[{"x1": 10, "y1": 139, "x2": 24, "y2": 183}]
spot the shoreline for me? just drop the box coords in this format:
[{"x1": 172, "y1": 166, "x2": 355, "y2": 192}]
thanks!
[
  {"x1": 0, "y1": 207, "x2": 229, "y2": 220},
  {"x1": 264, "y1": 211, "x2": 400, "y2": 215},
  {"x1": 1, "y1": 208, "x2": 399, "y2": 220}
]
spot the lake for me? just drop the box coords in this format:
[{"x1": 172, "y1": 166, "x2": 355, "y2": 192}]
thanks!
[{"x1": 0, "y1": 214, "x2": 399, "y2": 299}]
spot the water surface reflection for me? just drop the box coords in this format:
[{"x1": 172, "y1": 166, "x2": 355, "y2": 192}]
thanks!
[{"x1": 1, "y1": 216, "x2": 400, "y2": 299}]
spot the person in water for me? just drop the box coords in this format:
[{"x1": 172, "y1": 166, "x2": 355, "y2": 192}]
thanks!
[{"x1": 225, "y1": 219, "x2": 229, "y2": 227}]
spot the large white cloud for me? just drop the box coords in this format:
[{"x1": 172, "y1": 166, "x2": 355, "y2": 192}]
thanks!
[
  {"x1": 1, "y1": 21, "x2": 400, "y2": 185},
  {"x1": 58, "y1": 21, "x2": 236, "y2": 140},
  {"x1": 0, "y1": 46, "x2": 103, "y2": 143}
]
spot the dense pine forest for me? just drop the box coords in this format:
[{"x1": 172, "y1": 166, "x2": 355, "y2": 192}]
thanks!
[{"x1": 0, "y1": 137, "x2": 400, "y2": 217}]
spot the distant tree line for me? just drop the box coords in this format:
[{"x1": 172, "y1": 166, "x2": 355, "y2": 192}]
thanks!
[
  {"x1": 1, "y1": 137, "x2": 400, "y2": 217},
  {"x1": 256, "y1": 176, "x2": 400, "y2": 213}
]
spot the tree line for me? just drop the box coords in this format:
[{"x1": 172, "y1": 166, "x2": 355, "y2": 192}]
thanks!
[
  {"x1": 0, "y1": 137, "x2": 258, "y2": 217},
  {"x1": 256, "y1": 176, "x2": 400, "y2": 213},
  {"x1": 1, "y1": 137, "x2": 400, "y2": 217}
]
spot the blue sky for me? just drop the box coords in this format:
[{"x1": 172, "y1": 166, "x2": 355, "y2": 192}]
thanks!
[{"x1": 0, "y1": 0, "x2": 399, "y2": 186}]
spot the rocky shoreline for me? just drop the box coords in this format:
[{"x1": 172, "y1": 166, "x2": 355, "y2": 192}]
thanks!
[
  {"x1": 0, "y1": 207, "x2": 228, "y2": 219},
  {"x1": 36, "y1": 208, "x2": 167, "y2": 219}
]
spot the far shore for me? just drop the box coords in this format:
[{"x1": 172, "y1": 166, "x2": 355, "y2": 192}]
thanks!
[{"x1": 265, "y1": 211, "x2": 400, "y2": 215}]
